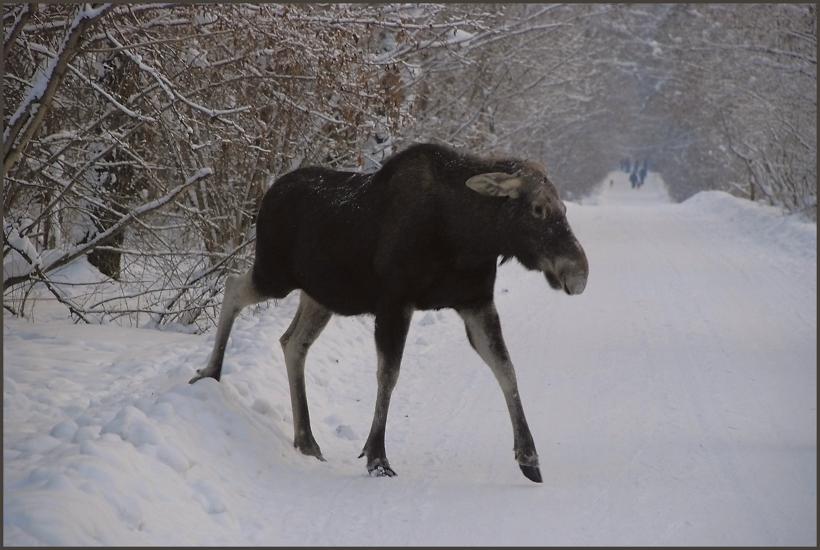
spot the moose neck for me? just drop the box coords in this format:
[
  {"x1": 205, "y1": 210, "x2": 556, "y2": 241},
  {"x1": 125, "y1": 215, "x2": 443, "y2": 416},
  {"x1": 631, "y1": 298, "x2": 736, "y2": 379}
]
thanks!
[{"x1": 446, "y1": 164, "x2": 527, "y2": 266}]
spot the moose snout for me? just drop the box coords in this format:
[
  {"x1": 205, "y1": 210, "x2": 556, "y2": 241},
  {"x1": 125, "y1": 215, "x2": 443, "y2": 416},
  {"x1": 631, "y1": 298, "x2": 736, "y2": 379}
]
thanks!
[
  {"x1": 552, "y1": 256, "x2": 587, "y2": 295},
  {"x1": 562, "y1": 271, "x2": 587, "y2": 295},
  {"x1": 541, "y1": 242, "x2": 588, "y2": 295},
  {"x1": 562, "y1": 244, "x2": 589, "y2": 295}
]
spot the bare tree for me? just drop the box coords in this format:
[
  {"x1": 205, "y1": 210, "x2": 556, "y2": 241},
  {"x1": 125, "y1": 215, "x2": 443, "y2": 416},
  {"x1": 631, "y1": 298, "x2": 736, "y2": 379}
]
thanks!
[{"x1": 4, "y1": 3, "x2": 814, "y2": 330}]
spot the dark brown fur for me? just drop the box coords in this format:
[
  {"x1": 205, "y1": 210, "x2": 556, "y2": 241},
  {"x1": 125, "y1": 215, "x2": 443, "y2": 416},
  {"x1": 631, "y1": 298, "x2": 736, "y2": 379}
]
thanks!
[{"x1": 193, "y1": 142, "x2": 588, "y2": 482}]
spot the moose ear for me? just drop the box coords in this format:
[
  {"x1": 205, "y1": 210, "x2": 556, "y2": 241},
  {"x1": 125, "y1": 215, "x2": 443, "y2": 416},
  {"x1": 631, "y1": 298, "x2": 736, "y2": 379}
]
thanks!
[{"x1": 465, "y1": 172, "x2": 523, "y2": 198}]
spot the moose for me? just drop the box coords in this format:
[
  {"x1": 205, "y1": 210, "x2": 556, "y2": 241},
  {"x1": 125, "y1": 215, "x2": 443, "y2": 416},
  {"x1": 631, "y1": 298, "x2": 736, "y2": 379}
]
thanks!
[{"x1": 190, "y1": 143, "x2": 589, "y2": 483}]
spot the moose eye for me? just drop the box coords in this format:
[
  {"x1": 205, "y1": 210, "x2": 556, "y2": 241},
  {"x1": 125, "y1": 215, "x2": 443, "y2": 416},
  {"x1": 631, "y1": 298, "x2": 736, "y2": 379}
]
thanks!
[{"x1": 531, "y1": 204, "x2": 547, "y2": 219}]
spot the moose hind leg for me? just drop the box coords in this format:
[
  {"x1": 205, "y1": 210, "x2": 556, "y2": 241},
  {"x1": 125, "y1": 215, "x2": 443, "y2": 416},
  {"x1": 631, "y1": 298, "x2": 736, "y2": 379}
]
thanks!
[
  {"x1": 458, "y1": 302, "x2": 542, "y2": 483},
  {"x1": 280, "y1": 291, "x2": 332, "y2": 460},
  {"x1": 190, "y1": 271, "x2": 265, "y2": 384},
  {"x1": 360, "y1": 307, "x2": 411, "y2": 477}
]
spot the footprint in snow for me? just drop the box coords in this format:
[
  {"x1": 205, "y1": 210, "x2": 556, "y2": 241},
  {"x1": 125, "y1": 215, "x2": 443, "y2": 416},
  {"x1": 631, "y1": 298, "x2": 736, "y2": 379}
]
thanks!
[
  {"x1": 192, "y1": 479, "x2": 227, "y2": 514},
  {"x1": 334, "y1": 424, "x2": 357, "y2": 440},
  {"x1": 251, "y1": 398, "x2": 272, "y2": 415}
]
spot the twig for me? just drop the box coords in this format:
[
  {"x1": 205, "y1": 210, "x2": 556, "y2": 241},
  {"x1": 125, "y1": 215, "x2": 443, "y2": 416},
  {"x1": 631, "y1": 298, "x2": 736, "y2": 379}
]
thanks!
[{"x1": 4, "y1": 167, "x2": 213, "y2": 289}]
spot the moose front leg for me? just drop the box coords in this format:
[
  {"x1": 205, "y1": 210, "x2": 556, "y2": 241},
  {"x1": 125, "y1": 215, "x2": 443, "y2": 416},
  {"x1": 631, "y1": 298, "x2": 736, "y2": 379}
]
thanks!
[
  {"x1": 359, "y1": 306, "x2": 412, "y2": 477},
  {"x1": 458, "y1": 301, "x2": 542, "y2": 483}
]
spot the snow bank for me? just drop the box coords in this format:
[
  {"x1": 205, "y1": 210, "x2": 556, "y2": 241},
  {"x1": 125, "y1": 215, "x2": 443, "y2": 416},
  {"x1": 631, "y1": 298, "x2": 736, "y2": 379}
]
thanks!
[
  {"x1": 3, "y1": 295, "x2": 385, "y2": 545},
  {"x1": 680, "y1": 190, "x2": 816, "y2": 261},
  {"x1": 3, "y1": 179, "x2": 816, "y2": 545},
  {"x1": 3, "y1": 251, "x2": 114, "y2": 322}
]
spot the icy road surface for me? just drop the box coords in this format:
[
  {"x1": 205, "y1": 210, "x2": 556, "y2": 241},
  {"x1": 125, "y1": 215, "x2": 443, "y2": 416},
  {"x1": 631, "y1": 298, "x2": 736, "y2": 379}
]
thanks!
[{"x1": 4, "y1": 173, "x2": 816, "y2": 545}]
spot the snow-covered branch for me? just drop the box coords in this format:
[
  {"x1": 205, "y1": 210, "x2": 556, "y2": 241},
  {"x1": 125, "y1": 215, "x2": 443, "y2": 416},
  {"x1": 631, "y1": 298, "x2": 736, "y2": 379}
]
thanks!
[
  {"x1": 25, "y1": 40, "x2": 156, "y2": 123},
  {"x1": 3, "y1": 4, "x2": 33, "y2": 54},
  {"x1": 4, "y1": 168, "x2": 212, "y2": 289},
  {"x1": 3, "y1": 3, "x2": 113, "y2": 178},
  {"x1": 105, "y1": 31, "x2": 250, "y2": 119}
]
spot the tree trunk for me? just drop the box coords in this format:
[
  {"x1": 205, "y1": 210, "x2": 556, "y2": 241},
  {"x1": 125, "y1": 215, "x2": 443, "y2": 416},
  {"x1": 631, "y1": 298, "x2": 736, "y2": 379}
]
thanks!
[
  {"x1": 85, "y1": 50, "x2": 139, "y2": 280},
  {"x1": 87, "y1": 237, "x2": 123, "y2": 279}
]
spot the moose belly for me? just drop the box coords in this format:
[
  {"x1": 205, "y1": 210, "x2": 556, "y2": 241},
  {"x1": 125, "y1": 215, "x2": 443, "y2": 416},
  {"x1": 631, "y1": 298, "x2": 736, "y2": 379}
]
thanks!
[
  {"x1": 292, "y1": 255, "x2": 380, "y2": 316},
  {"x1": 409, "y1": 261, "x2": 497, "y2": 311}
]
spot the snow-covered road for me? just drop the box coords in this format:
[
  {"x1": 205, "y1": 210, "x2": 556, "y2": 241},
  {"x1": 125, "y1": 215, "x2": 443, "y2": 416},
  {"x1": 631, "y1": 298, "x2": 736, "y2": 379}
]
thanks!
[{"x1": 4, "y1": 174, "x2": 816, "y2": 545}]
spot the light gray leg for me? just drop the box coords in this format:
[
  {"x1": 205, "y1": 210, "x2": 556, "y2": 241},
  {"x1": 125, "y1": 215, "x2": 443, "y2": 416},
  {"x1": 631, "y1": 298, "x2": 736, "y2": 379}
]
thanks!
[
  {"x1": 280, "y1": 291, "x2": 332, "y2": 460},
  {"x1": 190, "y1": 271, "x2": 265, "y2": 384},
  {"x1": 458, "y1": 301, "x2": 542, "y2": 483}
]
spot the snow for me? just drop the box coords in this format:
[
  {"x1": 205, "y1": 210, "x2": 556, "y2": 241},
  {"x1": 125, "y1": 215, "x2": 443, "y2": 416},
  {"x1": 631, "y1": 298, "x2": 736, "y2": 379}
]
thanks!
[{"x1": 3, "y1": 173, "x2": 816, "y2": 545}]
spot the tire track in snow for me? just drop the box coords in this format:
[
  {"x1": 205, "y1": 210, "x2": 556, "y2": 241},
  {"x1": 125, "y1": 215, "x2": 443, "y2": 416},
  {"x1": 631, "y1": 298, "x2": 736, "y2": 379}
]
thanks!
[{"x1": 657, "y1": 204, "x2": 815, "y2": 543}]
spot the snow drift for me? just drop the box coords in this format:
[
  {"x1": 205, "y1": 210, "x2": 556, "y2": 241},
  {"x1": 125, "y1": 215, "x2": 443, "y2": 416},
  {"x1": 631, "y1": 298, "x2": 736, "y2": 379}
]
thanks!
[{"x1": 3, "y1": 180, "x2": 816, "y2": 545}]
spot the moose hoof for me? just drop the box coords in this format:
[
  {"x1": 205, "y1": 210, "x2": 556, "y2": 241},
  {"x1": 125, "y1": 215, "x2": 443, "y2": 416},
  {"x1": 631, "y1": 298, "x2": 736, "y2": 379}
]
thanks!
[
  {"x1": 300, "y1": 450, "x2": 326, "y2": 462},
  {"x1": 360, "y1": 454, "x2": 396, "y2": 477},
  {"x1": 519, "y1": 464, "x2": 543, "y2": 483},
  {"x1": 368, "y1": 463, "x2": 397, "y2": 477},
  {"x1": 295, "y1": 440, "x2": 325, "y2": 462},
  {"x1": 188, "y1": 368, "x2": 220, "y2": 384}
]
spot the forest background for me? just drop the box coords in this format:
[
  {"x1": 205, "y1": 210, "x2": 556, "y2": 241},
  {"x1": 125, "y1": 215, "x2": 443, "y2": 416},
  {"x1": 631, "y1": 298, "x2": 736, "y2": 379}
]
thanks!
[{"x1": 3, "y1": 3, "x2": 816, "y2": 331}]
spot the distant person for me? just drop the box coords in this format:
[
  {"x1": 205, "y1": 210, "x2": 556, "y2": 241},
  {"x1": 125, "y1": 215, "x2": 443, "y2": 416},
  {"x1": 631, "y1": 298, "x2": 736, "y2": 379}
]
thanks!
[
  {"x1": 629, "y1": 171, "x2": 638, "y2": 189},
  {"x1": 638, "y1": 163, "x2": 647, "y2": 187}
]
